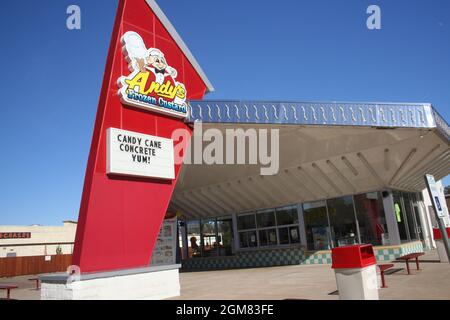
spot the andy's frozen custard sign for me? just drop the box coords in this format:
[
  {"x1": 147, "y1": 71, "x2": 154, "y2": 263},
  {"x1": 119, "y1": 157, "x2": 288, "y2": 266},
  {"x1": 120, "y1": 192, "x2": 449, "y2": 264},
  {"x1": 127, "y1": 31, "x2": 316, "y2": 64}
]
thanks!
[
  {"x1": 109, "y1": 31, "x2": 187, "y2": 180},
  {"x1": 118, "y1": 31, "x2": 188, "y2": 118}
]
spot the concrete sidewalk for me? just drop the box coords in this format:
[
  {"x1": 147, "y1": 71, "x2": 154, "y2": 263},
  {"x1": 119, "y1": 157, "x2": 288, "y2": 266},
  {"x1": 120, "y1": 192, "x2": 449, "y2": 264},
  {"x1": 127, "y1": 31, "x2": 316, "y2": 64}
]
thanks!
[
  {"x1": 1, "y1": 250, "x2": 449, "y2": 300},
  {"x1": 174, "y1": 250, "x2": 450, "y2": 300}
]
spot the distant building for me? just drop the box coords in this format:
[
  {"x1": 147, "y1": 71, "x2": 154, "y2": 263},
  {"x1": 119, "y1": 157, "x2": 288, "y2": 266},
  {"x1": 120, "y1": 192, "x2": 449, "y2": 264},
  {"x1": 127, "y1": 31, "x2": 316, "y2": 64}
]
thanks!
[{"x1": 0, "y1": 221, "x2": 76, "y2": 258}]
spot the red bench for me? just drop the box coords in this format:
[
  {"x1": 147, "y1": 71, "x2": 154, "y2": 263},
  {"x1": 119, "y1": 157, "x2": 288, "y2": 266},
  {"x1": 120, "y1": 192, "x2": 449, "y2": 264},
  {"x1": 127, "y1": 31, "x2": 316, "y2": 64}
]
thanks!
[
  {"x1": 378, "y1": 263, "x2": 394, "y2": 288},
  {"x1": 0, "y1": 284, "x2": 18, "y2": 300},
  {"x1": 397, "y1": 252, "x2": 425, "y2": 275}
]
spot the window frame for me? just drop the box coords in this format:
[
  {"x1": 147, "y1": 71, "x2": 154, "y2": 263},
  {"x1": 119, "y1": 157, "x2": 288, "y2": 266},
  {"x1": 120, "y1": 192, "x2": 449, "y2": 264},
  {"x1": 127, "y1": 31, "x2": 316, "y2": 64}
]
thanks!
[{"x1": 237, "y1": 205, "x2": 301, "y2": 250}]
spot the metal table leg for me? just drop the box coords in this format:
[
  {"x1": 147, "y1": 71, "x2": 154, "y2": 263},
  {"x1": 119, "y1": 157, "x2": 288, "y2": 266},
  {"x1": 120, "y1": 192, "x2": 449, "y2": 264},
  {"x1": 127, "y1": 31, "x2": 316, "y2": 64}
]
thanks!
[{"x1": 381, "y1": 271, "x2": 387, "y2": 288}]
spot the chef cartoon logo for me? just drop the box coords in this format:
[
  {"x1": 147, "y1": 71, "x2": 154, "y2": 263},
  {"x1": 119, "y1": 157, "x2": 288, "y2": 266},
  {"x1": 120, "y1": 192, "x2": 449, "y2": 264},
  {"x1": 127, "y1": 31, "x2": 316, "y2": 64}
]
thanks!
[{"x1": 118, "y1": 31, "x2": 188, "y2": 118}]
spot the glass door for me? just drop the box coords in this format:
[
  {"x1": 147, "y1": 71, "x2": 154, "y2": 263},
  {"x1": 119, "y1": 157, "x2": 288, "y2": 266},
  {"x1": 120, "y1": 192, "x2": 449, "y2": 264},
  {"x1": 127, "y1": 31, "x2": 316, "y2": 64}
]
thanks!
[
  {"x1": 201, "y1": 219, "x2": 217, "y2": 257},
  {"x1": 187, "y1": 220, "x2": 201, "y2": 258},
  {"x1": 353, "y1": 192, "x2": 387, "y2": 246},
  {"x1": 327, "y1": 196, "x2": 358, "y2": 247},
  {"x1": 217, "y1": 218, "x2": 235, "y2": 256},
  {"x1": 393, "y1": 191, "x2": 409, "y2": 242},
  {"x1": 303, "y1": 201, "x2": 332, "y2": 250},
  {"x1": 402, "y1": 193, "x2": 419, "y2": 241}
]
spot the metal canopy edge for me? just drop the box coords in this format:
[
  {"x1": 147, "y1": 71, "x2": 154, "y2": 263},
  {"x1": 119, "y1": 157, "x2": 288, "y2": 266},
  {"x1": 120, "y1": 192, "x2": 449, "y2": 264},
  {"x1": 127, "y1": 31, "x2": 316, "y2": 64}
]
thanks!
[
  {"x1": 188, "y1": 100, "x2": 449, "y2": 139},
  {"x1": 146, "y1": 0, "x2": 215, "y2": 93}
]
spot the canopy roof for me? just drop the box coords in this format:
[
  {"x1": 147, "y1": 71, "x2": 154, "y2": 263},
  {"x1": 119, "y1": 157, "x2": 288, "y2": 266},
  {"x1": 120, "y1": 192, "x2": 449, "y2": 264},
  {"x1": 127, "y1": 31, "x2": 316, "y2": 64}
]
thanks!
[{"x1": 170, "y1": 102, "x2": 449, "y2": 219}]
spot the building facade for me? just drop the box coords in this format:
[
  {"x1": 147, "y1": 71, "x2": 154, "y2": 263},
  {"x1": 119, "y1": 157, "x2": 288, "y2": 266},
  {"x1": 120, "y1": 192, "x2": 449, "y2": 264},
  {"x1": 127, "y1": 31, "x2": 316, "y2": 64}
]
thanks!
[
  {"x1": 169, "y1": 100, "x2": 450, "y2": 270},
  {"x1": 2, "y1": 102, "x2": 448, "y2": 271},
  {"x1": 0, "y1": 221, "x2": 76, "y2": 258}
]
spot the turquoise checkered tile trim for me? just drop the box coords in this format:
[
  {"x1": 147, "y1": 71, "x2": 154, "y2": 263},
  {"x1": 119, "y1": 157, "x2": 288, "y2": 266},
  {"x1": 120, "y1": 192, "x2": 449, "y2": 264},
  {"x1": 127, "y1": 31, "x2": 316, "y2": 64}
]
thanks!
[
  {"x1": 375, "y1": 248, "x2": 401, "y2": 262},
  {"x1": 181, "y1": 241, "x2": 425, "y2": 271},
  {"x1": 374, "y1": 241, "x2": 424, "y2": 262},
  {"x1": 302, "y1": 252, "x2": 332, "y2": 265},
  {"x1": 400, "y1": 241, "x2": 424, "y2": 255},
  {"x1": 182, "y1": 247, "x2": 305, "y2": 270}
]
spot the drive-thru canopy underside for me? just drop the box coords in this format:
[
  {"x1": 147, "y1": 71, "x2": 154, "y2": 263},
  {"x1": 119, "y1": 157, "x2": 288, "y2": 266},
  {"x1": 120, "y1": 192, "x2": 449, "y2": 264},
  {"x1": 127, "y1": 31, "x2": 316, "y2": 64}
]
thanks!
[{"x1": 169, "y1": 101, "x2": 450, "y2": 219}]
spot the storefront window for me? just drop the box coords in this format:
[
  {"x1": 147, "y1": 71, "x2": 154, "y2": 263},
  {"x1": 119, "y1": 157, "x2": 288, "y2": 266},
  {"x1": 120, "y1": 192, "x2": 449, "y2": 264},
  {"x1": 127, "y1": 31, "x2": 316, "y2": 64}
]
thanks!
[
  {"x1": 239, "y1": 231, "x2": 257, "y2": 248},
  {"x1": 278, "y1": 226, "x2": 300, "y2": 245},
  {"x1": 238, "y1": 213, "x2": 258, "y2": 248},
  {"x1": 237, "y1": 214, "x2": 256, "y2": 230},
  {"x1": 237, "y1": 205, "x2": 301, "y2": 248},
  {"x1": 278, "y1": 227, "x2": 290, "y2": 245},
  {"x1": 217, "y1": 218, "x2": 234, "y2": 256},
  {"x1": 303, "y1": 201, "x2": 331, "y2": 251},
  {"x1": 258, "y1": 229, "x2": 278, "y2": 246},
  {"x1": 257, "y1": 209, "x2": 276, "y2": 228},
  {"x1": 354, "y1": 192, "x2": 387, "y2": 246},
  {"x1": 327, "y1": 196, "x2": 358, "y2": 247},
  {"x1": 186, "y1": 217, "x2": 235, "y2": 258},
  {"x1": 276, "y1": 206, "x2": 299, "y2": 225},
  {"x1": 276, "y1": 206, "x2": 300, "y2": 245}
]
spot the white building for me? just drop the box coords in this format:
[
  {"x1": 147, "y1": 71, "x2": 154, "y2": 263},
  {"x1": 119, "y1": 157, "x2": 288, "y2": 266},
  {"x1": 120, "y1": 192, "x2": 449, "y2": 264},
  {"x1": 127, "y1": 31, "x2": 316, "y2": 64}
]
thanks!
[
  {"x1": 0, "y1": 221, "x2": 77, "y2": 258},
  {"x1": 173, "y1": 100, "x2": 450, "y2": 270}
]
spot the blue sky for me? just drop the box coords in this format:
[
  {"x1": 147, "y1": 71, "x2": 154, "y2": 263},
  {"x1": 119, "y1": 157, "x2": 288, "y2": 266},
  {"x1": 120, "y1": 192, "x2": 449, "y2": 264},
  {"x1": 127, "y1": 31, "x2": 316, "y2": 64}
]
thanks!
[{"x1": 0, "y1": 0, "x2": 449, "y2": 225}]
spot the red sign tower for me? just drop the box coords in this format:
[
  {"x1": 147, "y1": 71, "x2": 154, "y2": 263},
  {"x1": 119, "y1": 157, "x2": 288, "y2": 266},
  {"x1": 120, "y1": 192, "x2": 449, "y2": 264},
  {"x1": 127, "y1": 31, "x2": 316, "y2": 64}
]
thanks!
[{"x1": 72, "y1": 0, "x2": 213, "y2": 273}]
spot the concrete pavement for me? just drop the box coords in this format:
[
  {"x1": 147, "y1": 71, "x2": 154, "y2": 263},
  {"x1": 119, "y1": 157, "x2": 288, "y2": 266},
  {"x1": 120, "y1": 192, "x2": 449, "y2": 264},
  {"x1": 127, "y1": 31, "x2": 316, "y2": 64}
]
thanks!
[{"x1": 1, "y1": 250, "x2": 449, "y2": 300}]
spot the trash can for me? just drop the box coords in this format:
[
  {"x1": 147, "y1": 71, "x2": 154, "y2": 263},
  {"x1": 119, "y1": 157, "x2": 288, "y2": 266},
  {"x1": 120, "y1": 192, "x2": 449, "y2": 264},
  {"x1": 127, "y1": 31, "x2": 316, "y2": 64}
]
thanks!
[
  {"x1": 332, "y1": 244, "x2": 379, "y2": 300},
  {"x1": 433, "y1": 228, "x2": 450, "y2": 263}
]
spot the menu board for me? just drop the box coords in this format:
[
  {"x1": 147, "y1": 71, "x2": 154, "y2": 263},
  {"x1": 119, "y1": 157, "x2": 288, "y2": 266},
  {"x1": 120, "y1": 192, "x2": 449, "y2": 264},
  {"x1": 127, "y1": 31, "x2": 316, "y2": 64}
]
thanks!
[{"x1": 150, "y1": 217, "x2": 178, "y2": 266}]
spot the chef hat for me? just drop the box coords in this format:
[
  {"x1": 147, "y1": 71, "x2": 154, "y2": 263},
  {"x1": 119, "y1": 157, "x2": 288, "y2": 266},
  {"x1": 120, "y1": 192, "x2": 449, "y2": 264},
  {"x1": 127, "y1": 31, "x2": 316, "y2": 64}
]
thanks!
[{"x1": 147, "y1": 48, "x2": 165, "y2": 59}]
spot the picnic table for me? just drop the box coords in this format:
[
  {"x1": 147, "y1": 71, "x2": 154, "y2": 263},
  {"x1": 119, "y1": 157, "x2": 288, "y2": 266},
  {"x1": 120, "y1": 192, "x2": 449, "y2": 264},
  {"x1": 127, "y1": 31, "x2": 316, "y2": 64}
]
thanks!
[
  {"x1": 378, "y1": 263, "x2": 394, "y2": 288},
  {"x1": 0, "y1": 284, "x2": 18, "y2": 300},
  {"x1": 397, "y1": 252, "x2": 425, "y2": 275},
  {"x1": 28, "y1": 277, "x2": 40, "y2": 290}
]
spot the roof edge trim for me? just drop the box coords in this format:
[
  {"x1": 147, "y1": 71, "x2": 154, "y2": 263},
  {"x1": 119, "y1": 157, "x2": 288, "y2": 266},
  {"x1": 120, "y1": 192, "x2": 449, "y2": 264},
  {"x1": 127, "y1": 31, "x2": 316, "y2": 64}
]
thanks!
[{"x1": 146, "y1": 0, "x2": 215, "y2": 93}]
